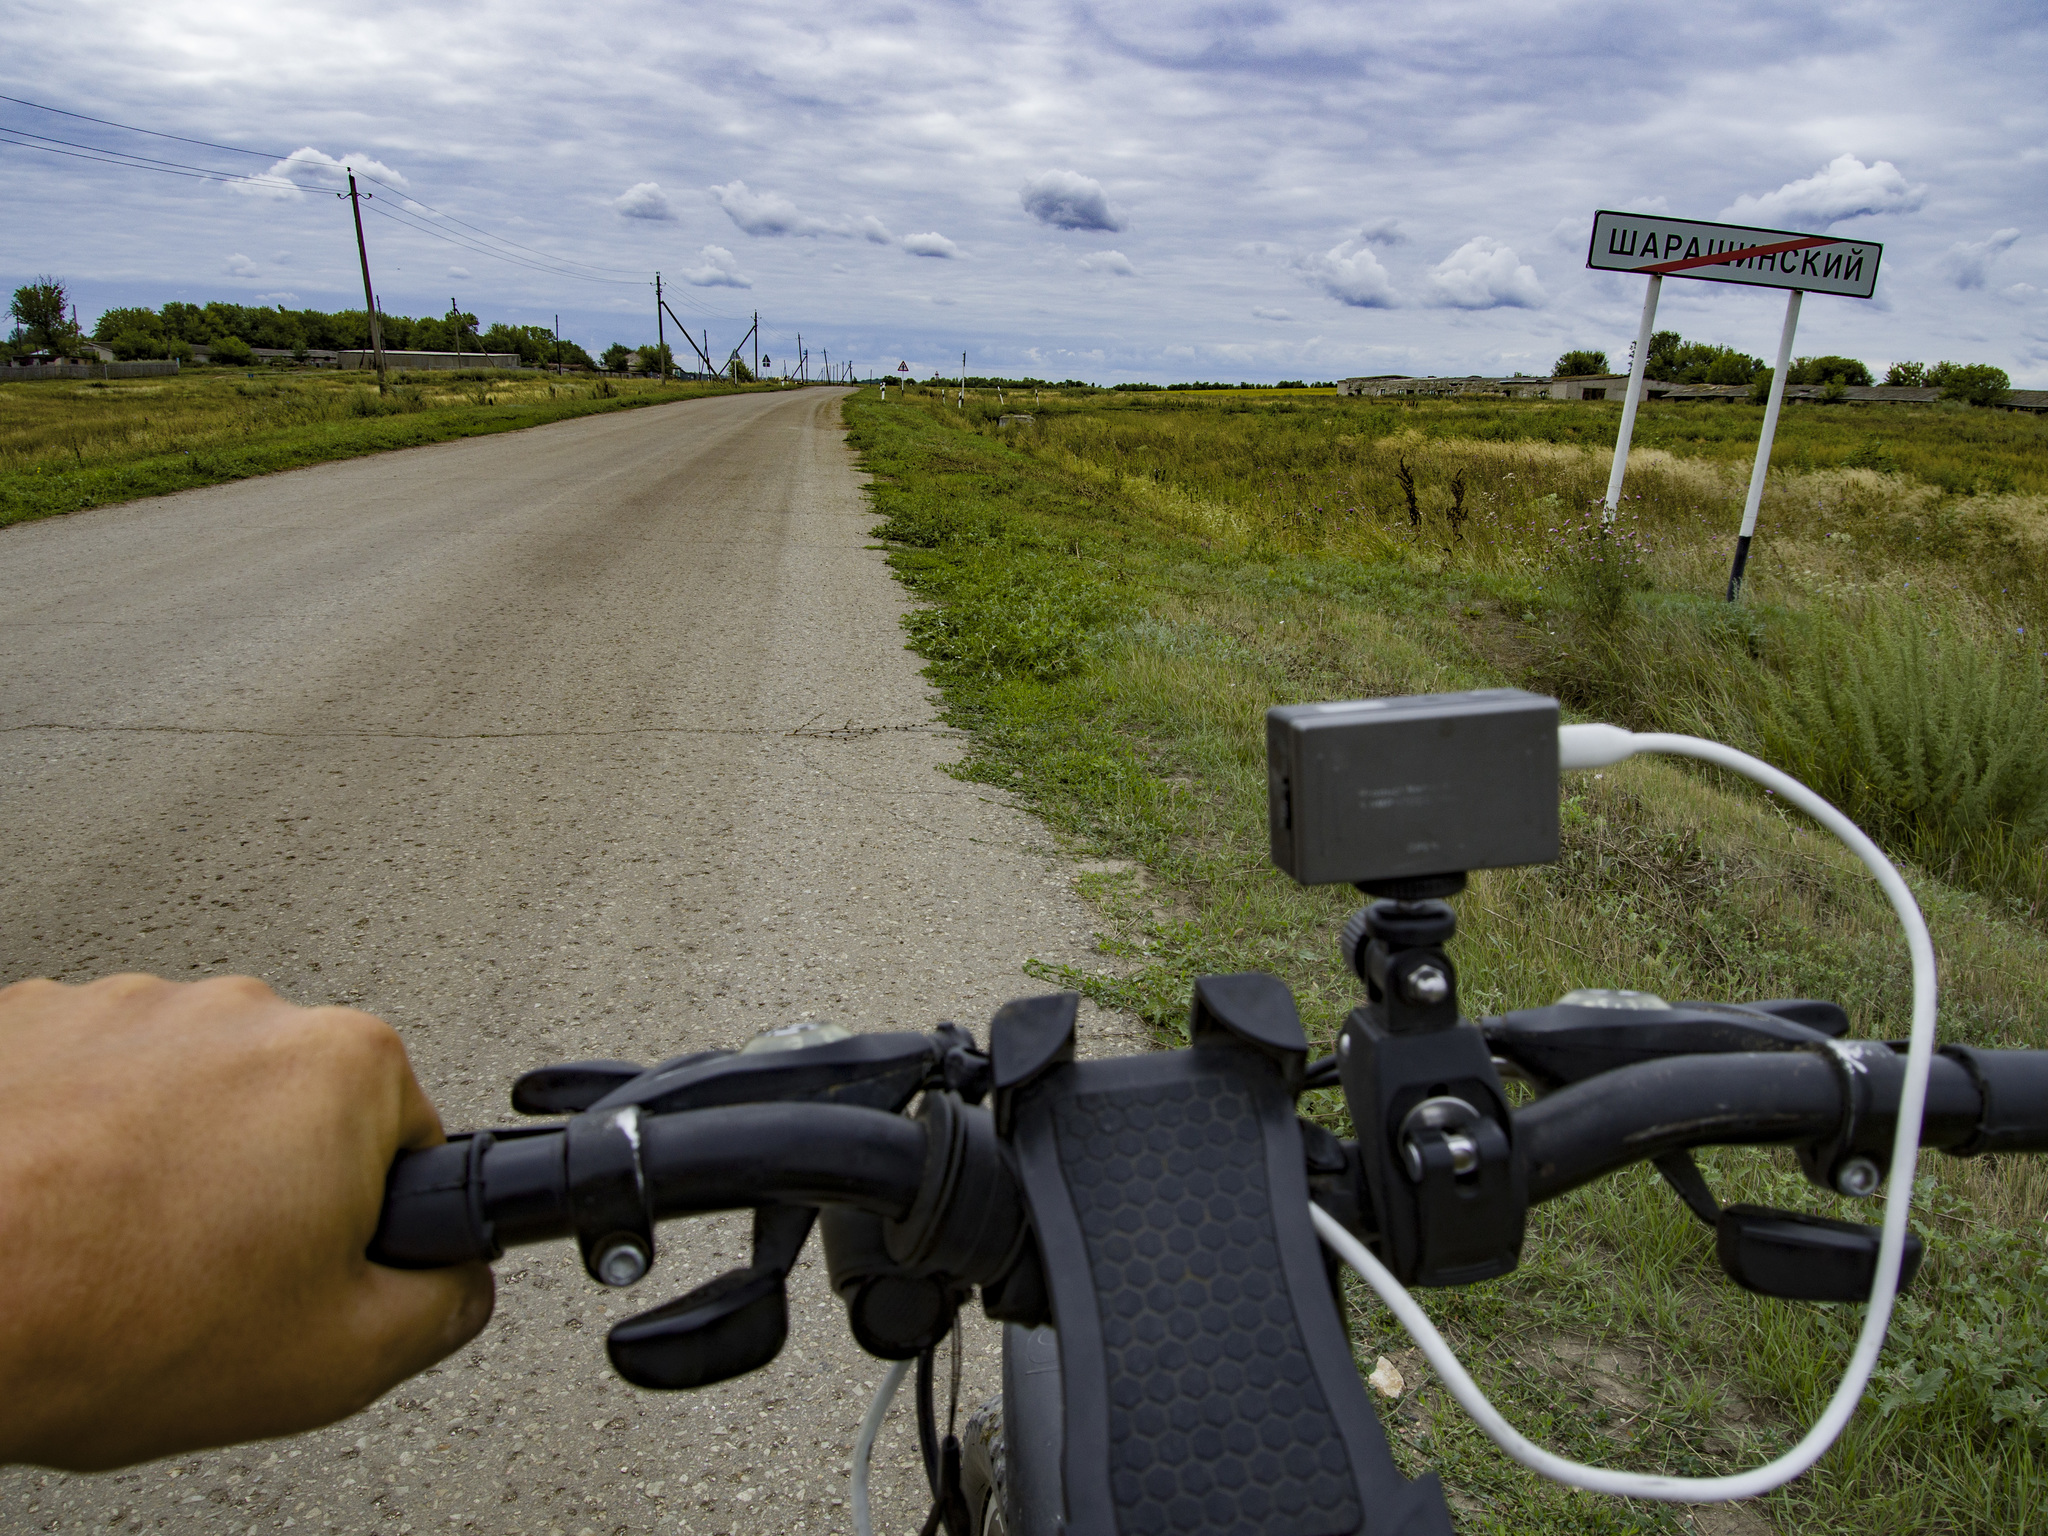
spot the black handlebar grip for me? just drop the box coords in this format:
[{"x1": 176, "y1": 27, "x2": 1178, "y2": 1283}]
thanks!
[
  {"x1": 1946, "y1": 1047, "x2": 2048, "y2": 1154},
  {"x1": 369, "y1": 1135, "x2": 502, "y2": 1268}
]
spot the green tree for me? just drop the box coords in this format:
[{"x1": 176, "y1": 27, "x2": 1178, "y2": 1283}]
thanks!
[
  {"x1": 10, "y1": 276, "x2": 74, "y2": 351},
  {"x1": 210, "y1": 334, "x2": 255, "y2": 366},
  {"x1": 601, "y1": 343, "x2": 634, "y2": 372},
  {"x1": 1926, "y1": 362, "x2": 2011, "y2": 408},
  {"x1": 1884, "y1": 361, "x2": 1928, "y2": 387},
  {"x1": 1788, "y1": 354, "x2": 1873, "y2": 387},
  {"x1": 1644, "y1": 329, "x2": 1763, "y2": 385},
  {"x1": 1552, "y1": 349, "x2": 1609, "y2": 376},
  {"x1": 1705, "y1": 350, "x2": 1759, "y2": 385}
]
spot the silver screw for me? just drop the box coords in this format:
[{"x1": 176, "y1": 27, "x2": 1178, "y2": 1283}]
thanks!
[
  {"x1": 1399, "y1": 963, "x2": 1450, "y2": 1007},
  {"x1": 1834, "y1": 1157, "x2": 1882, "y2": 1198},
  {"x1": 595, "y1": 1238, "x2": 650, "y2": 1287}
]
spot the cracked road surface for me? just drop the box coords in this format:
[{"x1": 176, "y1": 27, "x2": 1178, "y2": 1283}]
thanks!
[{"x1": 1, "y1": 386, "x2": 1133, "y2": 1535}]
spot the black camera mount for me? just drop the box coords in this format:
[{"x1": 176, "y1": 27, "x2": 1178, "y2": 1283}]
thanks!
[{"x1": 1336, "y1": 875, "x2": 1526, "y2": 1288}]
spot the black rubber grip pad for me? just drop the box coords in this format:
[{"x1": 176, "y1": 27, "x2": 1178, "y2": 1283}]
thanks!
[{"x1": 1010, "y1": 1044, "x2": 1450, "y2": 1536}]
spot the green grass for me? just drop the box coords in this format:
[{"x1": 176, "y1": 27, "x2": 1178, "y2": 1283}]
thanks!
[
  {"x1": 0, "y1": 368, "x2": 771, "y2": 527},
  {"x1": 847, "y1": 386, "x2": 2048, "y2": 1534}
]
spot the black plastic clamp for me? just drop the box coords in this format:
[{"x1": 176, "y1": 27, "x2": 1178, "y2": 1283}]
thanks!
[{"x1": 565, "y1": 1103, "x2": 655, "y2": 1287}]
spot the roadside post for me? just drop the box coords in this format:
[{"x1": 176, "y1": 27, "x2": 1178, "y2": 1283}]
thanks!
[
  {"x1": 1584, "y1": 211, "x2": 1882, "y2": 598},
  {"x1": 340, "y1": 170, "x2": 388, "y2": 390}
]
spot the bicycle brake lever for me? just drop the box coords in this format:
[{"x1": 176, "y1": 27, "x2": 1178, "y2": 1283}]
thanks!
[{"x1": 607, "y1": 1203, "x2": 818, "y2": 1390}]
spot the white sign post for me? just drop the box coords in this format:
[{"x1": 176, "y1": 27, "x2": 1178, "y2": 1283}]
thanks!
[{"x1": 1584, "y1": 211, "x2": 1883, "y2": 599}]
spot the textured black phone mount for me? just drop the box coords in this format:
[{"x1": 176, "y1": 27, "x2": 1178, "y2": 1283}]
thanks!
[{"x1": 991, "y1": 978, "x2": 1453, "y2": 1536}]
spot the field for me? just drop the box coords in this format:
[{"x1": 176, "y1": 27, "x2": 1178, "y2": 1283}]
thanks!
[
  {"x1": 0, "y1": 366, "x2": 761, "y2": 527},
  {"x1": 845, "y1": 384, "x2": 2048, "y2": 1533}
]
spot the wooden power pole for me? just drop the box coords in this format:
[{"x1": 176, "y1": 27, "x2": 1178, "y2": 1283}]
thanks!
[
  {"x1": 655, "y1": 273, "x2": 665, "y2": 379},
  {"x1": 343, "y1": 169, "x2": 387, "y2": 389}
]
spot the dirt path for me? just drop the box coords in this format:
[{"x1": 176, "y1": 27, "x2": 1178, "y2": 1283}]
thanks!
[{"x1": 0, "y1": 385, "x2": 1132, "y2": 1535}]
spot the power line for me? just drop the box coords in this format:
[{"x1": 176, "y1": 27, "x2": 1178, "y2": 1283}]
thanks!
[
  {"x1": 364, "y1": 201, "x2": 642, "y2": 288},
  {"x1": 0, "y1": 92, "x2": 287, "y2": 160},
  {"x1": 354, "y1": 171, "x2": 646, "y2": 282},
  {"x1": 0, "y1": 127, "x2": 300, "y2": 190}
]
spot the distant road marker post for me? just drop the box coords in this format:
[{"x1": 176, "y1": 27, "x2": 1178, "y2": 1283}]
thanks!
[{"x1": 1585, "y1": 210, "x2": 1883, "y2": 597}]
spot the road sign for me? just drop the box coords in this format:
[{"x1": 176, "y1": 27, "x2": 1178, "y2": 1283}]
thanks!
[
  {"x1": 897, "y1": 360, "x2": 910, "y2": 373},
  {"x1": 1587, "y1": 210, "x2": 1881, "y2": 299},
  {"x1": 1585, "y1": 210, "x2": 1884, "y2": 600}
]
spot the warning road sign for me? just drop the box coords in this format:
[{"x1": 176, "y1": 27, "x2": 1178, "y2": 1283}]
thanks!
[{"x1": 1587, "y1": 210, "x2": 1881, "y2": 299}]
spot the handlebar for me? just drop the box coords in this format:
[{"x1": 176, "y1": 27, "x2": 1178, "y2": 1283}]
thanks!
[
  {"x1": 1517, "y1": 1042, "x2": 2048, "y2": 1200},
  {"x1": 374, "y1": 1032, "x2": 2048, "y2": 1271},
  {"x1": 368, "y1": 984, "x2": 2048, "y2": 1536}
]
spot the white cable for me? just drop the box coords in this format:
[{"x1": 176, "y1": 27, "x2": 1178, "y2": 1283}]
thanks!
[
  {"x1": 1315, "y1": 725, "x2": 1938, "y2": 1502},
  {"x1": 852, "y1": 1357, "x2": 913, "y2": 1536}
]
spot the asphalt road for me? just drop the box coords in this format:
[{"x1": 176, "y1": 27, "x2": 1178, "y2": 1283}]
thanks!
[{"x1": 0, "y1": 386, "x2": 1132, "y2": 1536}]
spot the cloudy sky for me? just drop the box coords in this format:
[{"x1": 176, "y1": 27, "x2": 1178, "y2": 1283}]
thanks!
[{"x1": 3, "y1": 1, "x2": 2043, "y2": 383}]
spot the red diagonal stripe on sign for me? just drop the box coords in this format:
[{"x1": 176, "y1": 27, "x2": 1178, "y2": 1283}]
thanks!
[{"x1": 1634, "y1": 235, "x2": 1835, "y2": 275}]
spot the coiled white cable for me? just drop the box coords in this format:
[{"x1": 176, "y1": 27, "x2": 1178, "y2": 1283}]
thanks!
[
  {"x1": 1313, "y1": 725, "x2": 1938, "y2": 1502},
  {"x1": 852, "y1": 1357, "x2": 913, "y2": 1536}
]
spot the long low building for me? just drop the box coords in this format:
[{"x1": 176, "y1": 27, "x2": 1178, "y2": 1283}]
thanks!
[{"x1": 335, "y1": 349, "x2": 523, "y2": 370}]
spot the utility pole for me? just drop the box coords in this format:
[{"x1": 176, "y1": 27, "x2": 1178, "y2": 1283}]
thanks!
[
  {"x1": 752, "y1": 311, "x2": 759, "y2": 382},
  {"x1": 342, "y1": 169, "x2": 387, "y2": 389},
  {"x1": 554, "y1": 313, "x2": 561, "y2": 375},
  {"x1": 450, "y1": 298, "x2": 466, "y2": 359},
  {"x1": 960, "y1": 352, "x2": 966, "y2": 408},
  {"x1": 655, "y1": 273, "x2": 665, "y2": 379},
  {"x1": 704, "y1": 330, "x2": 711, "y2": 381}
]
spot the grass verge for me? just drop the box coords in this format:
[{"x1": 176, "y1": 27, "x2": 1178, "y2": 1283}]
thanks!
[
  {"x1": 0, "y1": 370, "x2": 769, "y2": 527},
  {"x1": 846, "y1": 387, "x2": 2048, "y2": 1534}
]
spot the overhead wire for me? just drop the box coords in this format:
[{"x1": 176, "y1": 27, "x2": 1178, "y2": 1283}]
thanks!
[
  {"x1": 364, "y1": 201, "x2": 644, "y2": 288},
  {"x1": 354, "y1": 171, "x2": 646, "y2": 281},
  {"x1": 0, "y1": 126, "x2": 301, "y2": 191},
  {"x1": 0, "y1": 94, "x2": 720, "y2": 304},
  {"x1": 0, "y1": 92, "x2": 286, "y2": 160}
]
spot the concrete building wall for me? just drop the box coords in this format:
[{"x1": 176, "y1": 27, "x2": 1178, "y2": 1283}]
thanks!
[{"x1": 335, "y1": 350, "x2": 523, "y2": 370}]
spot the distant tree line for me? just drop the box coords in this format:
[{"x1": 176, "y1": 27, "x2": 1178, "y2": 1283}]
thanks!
[
  {"x1": 1547, "y1": 330, "x2": 2010, "y2": 406},
  {"x1": 5, "y1": 279, "x2": 596, "y2": 369}
]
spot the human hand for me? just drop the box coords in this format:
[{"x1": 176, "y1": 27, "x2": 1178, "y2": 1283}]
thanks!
[{"x1": 0, "y1": 973, "x2": 494, "y2": 1470}]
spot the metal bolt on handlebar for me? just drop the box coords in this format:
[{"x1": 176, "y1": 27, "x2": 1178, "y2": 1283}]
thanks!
[
  {"x1": 1398, "y1": 1096, "x2": 1483, "y2": 1182},
  {"x1": 594, "y1": 1236, "x2": 652, "y2": 1287},
  {"x1": 1833, "y1": 1156, "x2": 1882, "y2": 1198}
]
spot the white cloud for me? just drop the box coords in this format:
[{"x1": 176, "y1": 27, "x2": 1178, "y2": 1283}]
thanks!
[
  {"x1": 1299, "y1": 240, "x2": 1397, "y2": 308},
  {"x1": 614, "y1": 182, "x2": 677, "y2": 221},
  {"x1": 902, "y1": 232, "x2": 962, "y2": 259},
  {"x1": 711, "y1": 179, "x2": 832, "y2": 237},
  {"x1": 1253, "y1": 307, "x2": 1297, "y2": 322},
  {"x1": 1021, "y1": 170, "x2": 1126, "y2": 232},
  {"x1": 680, "y1": 244, "x2": 751, "y2": 288},
  {"x1": 237, "y1": 146, "x2": 406, "y2": 200},
  {"x1": 1427, "y1": 237, "x2": 1544, "y2": 309},
  {"x1": 252, "y1": 291, "x2": 298, "y2": 304},
  {"x1": 1941, "y1": 228, "x2": 2021, "y2": 290},
  {"x1": 1721, "y1": 154, "x2": 1927, "y2": 227},
  {"x1": 1358, "y1": 218, "x2": 1406, "y2": 247},
  {"x1": 223, "y1": 252, "x2": 259, "y2": 277},
  {"x1": 855, "y1": 215, "x2": 895, "y2": 245},
  {"x1": 447, "y1": 265, "x2": 472, "y2": 279},
  {"x1": 1079, "y1": 250, "x2": 1135, "y2": 276}
]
